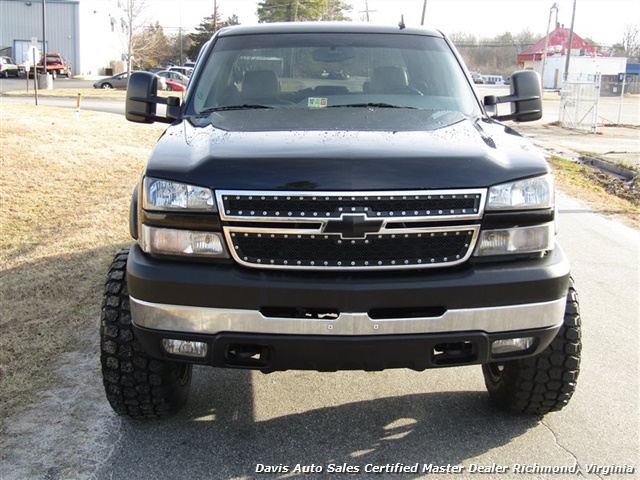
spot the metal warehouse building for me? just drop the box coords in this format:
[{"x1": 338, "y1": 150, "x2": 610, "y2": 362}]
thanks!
[{"x1": 0, "y1": 0, "x2": 126, "y2": 76}]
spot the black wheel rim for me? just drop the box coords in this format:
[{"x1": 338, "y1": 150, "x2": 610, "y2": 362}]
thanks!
[{"x1": 486, "y1": 363, "x2": 505, "y2": 383}]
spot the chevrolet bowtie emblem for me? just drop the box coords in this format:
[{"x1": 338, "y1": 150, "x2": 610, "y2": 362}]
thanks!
[{"x1": 324, "y1": 214, "x2": 383, "y2": 239}]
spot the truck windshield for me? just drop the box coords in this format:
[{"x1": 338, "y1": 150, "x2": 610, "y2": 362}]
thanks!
[{"x1": 186, "y1": 32, "x2": 482, "y2": 118}]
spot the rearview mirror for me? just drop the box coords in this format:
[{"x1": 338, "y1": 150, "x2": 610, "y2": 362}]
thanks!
[{"x1": 312, "y1": 46, "x2": 356, "y2": 63}]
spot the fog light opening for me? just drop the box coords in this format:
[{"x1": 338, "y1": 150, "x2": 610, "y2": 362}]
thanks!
[
  {"x1": 491, "y1": 337, "x2": 535, "y2": 355},
  {"x1": 162, "y1": 339, "x2": 208, "y2": 358}
]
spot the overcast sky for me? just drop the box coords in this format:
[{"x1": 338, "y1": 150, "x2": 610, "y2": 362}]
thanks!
[{"x1": 147, "y1": 0, "x2": 639, "y2": 47}]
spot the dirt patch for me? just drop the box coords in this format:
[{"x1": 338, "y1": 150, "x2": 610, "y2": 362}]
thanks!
[
  {"x1": 0, "y1": 329, "x2": 120, "y2": 480},
  {"x1": 582, "y1": 169, "x2": 639, "y2": 206}
]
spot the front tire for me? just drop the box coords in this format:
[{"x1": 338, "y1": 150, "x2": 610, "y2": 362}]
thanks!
[
  {"x1": 100, "y1": 247, "x2": 192, "y2": 418},
  {"x1": 482, "y1": 279, "x2": 581, "y2": 415}
]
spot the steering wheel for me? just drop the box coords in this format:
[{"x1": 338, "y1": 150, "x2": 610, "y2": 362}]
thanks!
[{"x1": 382, "y1": 85, "x2": 424, "y2": 95}]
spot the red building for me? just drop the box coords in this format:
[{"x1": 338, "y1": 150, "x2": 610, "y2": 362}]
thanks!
[{"x1": 517, "y1": 27, "x2": 602, "y2": 65}]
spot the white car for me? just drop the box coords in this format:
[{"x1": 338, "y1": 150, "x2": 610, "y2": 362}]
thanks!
[
  {"x1": 168, "y1": 66, "x2": 193, "y2": 78},
  {"x1": 156, "y1": 70, "x2": 189, "y2": 86},
  {"x1": 0, "y1": 56, "x2": 19, "y2": 78}
]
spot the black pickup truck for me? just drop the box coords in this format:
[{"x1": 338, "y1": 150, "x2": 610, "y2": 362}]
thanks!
[{"x1": 100, "y1": 22, "x2": 581, "y2": 419}]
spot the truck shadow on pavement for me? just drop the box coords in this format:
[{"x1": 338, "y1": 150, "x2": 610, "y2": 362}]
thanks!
[{"x1": 106, "y1": 367, "x2": 539, "y2": 480}]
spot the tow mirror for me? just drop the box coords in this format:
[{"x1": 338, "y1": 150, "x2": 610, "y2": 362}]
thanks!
[
  {"x1": 484, "y1": 70, "x2": 542, "y2": 122},
  {"x1": 126, "y1": 72, "x2": 182, "y2": 124}
]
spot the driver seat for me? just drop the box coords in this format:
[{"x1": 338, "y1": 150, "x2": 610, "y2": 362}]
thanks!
[{"x1": 369, "y1": 66, "x2": 408, "y2": 93}]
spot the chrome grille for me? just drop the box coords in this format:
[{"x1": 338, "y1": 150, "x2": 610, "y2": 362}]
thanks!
[
  {"x1": 218, "y1": 190, "x2": 485, "y2": 270},
  {"x1": 220, "y1": 190, "x2": 483, "y2": 220}
]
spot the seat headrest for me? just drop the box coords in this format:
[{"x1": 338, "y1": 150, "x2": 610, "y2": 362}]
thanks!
[
  {"x1": 242, "y1": 70, "x2": 280, "y2": 100},
  {"x1": 370, "y1": 66, "x2": 408, "y2": 93}
]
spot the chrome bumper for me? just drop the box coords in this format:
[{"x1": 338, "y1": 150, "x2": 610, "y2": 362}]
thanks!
[{"x1": 130, "y1": 296, "x2": 566, "y2": 336}]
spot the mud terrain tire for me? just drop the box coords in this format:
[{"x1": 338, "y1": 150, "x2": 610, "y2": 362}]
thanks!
[
  {"x1": 482, "y1": 279, "x2": 581, "y2": 415},
  {"x1": 100, "y1": 247, "x2": 192, "y2": 418}
]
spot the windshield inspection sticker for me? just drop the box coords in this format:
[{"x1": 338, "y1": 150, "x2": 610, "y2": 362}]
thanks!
[{"x1": 308, "y1": 97, "x2": 328, "y2": 108}]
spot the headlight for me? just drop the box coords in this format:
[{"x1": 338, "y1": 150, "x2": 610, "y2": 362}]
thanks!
[
  {"x1": 474, "y1": 223, "x2": 554, "y2": 256},
  {"x1": 143, "y1": 177, "x2": 216, "y2": 211},
  {"x1": 141, "y1": 225, "x2": 228, "y2": 257},
  {"x1": 486, "y1": 175, "x2": 554, "y2": 210}
]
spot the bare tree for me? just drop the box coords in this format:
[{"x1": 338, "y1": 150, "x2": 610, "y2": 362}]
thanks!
[
  {"x1": 622, "y1": 24, "x2": 640, "y2": 62},
  {"x1": 133, "y1": 23, "x2": 171, "y2": 70},
  {"x1": 116, "y1": 0, "x2": 150, "y2": 73},
  {"x1": 450, "y1": 29, "x2": 540, "y2": 76}
]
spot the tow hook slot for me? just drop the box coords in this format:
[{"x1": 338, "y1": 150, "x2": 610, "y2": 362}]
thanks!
[
  {"x1": 226, "y1": 344, "x2": 269, "y2": 367},
  {"x1": 432, "y1": 341, "x2": 475, "y2": 365}
]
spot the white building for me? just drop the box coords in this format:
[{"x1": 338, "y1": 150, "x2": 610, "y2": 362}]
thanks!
[
  {"x1": 0, "y1": 0, "x2": 128, "y2": 76},
  {"x1": 541, "y1": 55, "x2": 627, "y2": 89}
]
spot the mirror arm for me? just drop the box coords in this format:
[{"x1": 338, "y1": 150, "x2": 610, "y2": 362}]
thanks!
[
  {"x1": 492, "y1": 108, "x2": 543, "y2": 122},
  {"x1": 486, "y1": 94, "x2": 541, "y2": 105},
  {"x1": 127, "y1": 110, "x2": 174, "y2": 124},
  {"x1": 128, "y1": 95, "x2": 181, "y2": 123}
]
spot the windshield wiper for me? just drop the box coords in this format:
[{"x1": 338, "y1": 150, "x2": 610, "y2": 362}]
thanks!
[
  {"x1": 197, "y1": 104, "x2": 275, "y2": 114},
  {"x1": 327, "y1": 103, "x2": 416, "y2": 109}
]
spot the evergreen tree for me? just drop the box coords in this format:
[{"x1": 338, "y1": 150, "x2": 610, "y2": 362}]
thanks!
[
  {"x1": 257, "y1": 0, "x2": 351, "y2": 23},
  {"x1": 188, "y1": 13, "x2": 239, "y2": 61}
]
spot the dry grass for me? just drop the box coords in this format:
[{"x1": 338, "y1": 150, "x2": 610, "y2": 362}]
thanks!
[{"x1": 0, "y1": 103, "x2": 166, "y2": 426}]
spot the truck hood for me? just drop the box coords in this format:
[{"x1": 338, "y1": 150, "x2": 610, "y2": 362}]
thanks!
[{"x1": 145, "y1": 109, "x2": 548, "y2": 190}]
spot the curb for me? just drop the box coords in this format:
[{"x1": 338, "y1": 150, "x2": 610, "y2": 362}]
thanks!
[{"x1": 580, "y1": 156, "x2": 638, "y2": 181}]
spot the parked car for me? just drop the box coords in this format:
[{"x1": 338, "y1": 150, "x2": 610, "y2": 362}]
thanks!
[
  {"x1": 37, "y1": 52, "x2": 71, "y2": 79},
  {"x1": 93, "y1": 71, "x2": 166, "y2": 90},
  {"x1": 471, "y1": 72, "x2": 484, "y2": 84},
  {"x1": 0, "y1": 56, "x2": 19, "y2": 78},
  {"x1": 168, "y1": 66, "x2": 193, "y2": 77},
  {"x1": 156, "y1": 70, "x2": 189, "y2": 86},
  {"x1": 482, "y1": 74, "x2": 505, "y2": 85},
  {"x1": 165, "y1": 79, "x2": 185, "y2": 92}
]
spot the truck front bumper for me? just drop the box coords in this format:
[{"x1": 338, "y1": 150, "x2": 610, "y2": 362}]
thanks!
[{"x1": 126, "y1": 243, "x2": 570, "y2": 371}]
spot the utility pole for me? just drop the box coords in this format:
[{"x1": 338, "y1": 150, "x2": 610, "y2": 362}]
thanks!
[
  {"x1": 359, "y1": 0, "x2": 375, "y2": 22},
  {"x1": 213, "y1": 0, "x2": 218, "y2": 31},
  {"x1": 42, "y1": 0, "x2": 47, "y2": 58},
  {"x1": 541, "y1": 2, "x2": 559, "y2": 90},
  {"x1": 563, "y1": 0, "x2": 577, "y2": 84}
]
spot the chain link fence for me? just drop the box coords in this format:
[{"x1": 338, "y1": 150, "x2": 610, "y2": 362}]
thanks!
[
  {"x1": 560, "y1": 73, "x2": 640, "y2": 130},
  {"x1": 559, "y1": 73, "x2": 601, "y2": 132}
]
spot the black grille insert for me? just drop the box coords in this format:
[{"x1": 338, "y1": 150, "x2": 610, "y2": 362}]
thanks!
[
  {"x1": 220, "y1": 192, "x2": 483, "y2": 219},
  {"x1": 229, "y1": 230, "x2": 475, "y2": 269}
]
